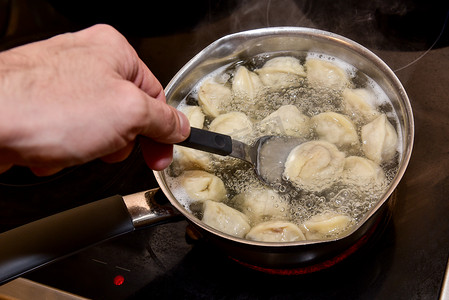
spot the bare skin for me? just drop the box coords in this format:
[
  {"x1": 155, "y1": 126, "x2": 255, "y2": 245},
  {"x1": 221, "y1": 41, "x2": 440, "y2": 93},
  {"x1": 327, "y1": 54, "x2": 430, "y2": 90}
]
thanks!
[{"x1": 0, "y1": 24, "x2": 190, "y2": 176}]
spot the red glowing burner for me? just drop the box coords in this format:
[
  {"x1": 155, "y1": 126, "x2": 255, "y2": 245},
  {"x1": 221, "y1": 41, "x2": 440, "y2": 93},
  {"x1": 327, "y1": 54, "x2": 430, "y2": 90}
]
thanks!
[{"x1": 231, "y1": 217, "x2": 381, "y2": 275}]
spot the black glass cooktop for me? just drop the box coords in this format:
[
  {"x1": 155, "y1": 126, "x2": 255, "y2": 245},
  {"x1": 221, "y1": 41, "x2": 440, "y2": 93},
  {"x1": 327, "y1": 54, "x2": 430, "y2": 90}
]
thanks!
[{"x1": 1, "y1": 0, "x2": 449, "y2": 299}]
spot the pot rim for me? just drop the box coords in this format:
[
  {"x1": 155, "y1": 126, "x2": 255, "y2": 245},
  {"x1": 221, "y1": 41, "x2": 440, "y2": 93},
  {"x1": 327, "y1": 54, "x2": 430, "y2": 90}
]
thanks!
[{"x1": 154, "y1": 26, "x2": 415, "y2": 248}]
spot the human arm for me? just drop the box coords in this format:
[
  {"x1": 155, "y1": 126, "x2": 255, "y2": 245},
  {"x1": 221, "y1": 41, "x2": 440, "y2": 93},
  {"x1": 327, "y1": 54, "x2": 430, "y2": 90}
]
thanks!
[{"x1": 0, "y1": 24, "x2": 190, "y2": 175}]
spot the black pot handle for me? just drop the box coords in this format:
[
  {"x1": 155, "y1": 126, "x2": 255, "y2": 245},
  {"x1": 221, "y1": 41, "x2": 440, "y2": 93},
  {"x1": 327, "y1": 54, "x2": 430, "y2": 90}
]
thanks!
[
  {"x1": 0, "y1": 188, "x2": 179, "y2": 285},
  {"x1": 0, "y1": 194, "x2": 133, "y2": 284}
]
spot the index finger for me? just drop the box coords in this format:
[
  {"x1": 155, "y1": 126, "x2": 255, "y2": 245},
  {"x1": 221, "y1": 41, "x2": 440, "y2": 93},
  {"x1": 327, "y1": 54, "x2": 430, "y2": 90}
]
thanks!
[
  {"x1": 79, "y1": 25, "x2": 166, "y2": 102},
  {"x1": 133, "y1": 59, "x2": 166, "y2": 103}
]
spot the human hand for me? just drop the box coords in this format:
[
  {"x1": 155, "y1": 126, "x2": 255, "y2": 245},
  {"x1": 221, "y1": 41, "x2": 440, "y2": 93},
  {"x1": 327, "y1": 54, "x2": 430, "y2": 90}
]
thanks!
[{"x1": 0, "y1": 24, "x2": 190, "y2": 176}]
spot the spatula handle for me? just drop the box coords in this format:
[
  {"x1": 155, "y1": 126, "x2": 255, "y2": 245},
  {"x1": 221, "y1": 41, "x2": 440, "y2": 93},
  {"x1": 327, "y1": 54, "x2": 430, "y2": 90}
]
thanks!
[{"x1": 176, "y1": 127, "x2": 232, "y2": 156}]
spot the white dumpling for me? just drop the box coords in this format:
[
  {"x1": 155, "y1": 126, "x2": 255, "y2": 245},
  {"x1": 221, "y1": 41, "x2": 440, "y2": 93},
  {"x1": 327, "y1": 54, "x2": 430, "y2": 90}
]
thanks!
[
  {"x1": 283, "y1": 140, "x2": 345, "y2": 192},
  {"x1": 310, "y1": 112, "x2": 359, "y2": 148},
  {"x1": 201, "y1": 200, "x2": 251, "y2": 238},
  {"x1": 172, "y1": 146, "x2": 212, "y2": 172},
  {"x1": 361, "y1": 114, "x2": 398, "y2": 164},
  {"x1": 209, "y1": 111, "x2": 253, "y2": 140},
  {"x1": 182, "y1": 105, "x2": 205, "y2": 129},
  {"x1": 198, "y1": 79, "x2": 232, "y2": 118},
  {"x1": 342, "y1": 88, "x2": 380, "y2": 122},
  {"x1": 302, "y1": 212, "x2": 352, "y2": 240},
  {"x1": 305, "y1": 58, "x2": 350, "y2": 90},
  {"x1": 232, "y1": 188, "x2": 290, "y2": 225},
  {"x1": 179, "y1": 170, "x2": 227, "y2": 202},
  {"x1": 232, "y1": 66, "x2": 263, "y2": 100},
  {"x1": 246, "y1": 221, "x2": 306, "y2": 242},
  {"x1": 259, "y1": 105, "x2": 310, "y2": 138},
  {"x1": 255, "y1": 56, "x2": 306, "y2": 88},
  {"x1": 342, "y1": 156, "x2": 386, "y2": 187}
]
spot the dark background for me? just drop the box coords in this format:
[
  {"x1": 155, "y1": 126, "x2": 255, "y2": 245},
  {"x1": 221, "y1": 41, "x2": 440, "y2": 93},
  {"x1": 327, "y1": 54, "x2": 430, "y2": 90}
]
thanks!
[{"x1": 0, "y1": 0, "x2": 449, "y2": 299}]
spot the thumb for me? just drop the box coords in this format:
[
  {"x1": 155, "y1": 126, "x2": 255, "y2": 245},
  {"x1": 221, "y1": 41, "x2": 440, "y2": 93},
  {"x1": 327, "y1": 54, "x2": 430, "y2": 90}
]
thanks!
[{"x1": 140, "y1": 97, "x2": 191, "y2": 144}]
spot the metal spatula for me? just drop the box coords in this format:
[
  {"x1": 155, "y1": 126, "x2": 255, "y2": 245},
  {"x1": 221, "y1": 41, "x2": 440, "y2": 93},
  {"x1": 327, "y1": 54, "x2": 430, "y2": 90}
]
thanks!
[{"x1": 176, "y1": 127, "x2": 303, "y2": 185}]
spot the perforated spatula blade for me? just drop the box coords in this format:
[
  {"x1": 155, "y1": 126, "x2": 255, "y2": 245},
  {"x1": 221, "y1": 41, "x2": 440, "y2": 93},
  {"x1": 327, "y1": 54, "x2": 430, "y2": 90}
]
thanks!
[{"x1": 176, "y1": 127, "x2": 302, "y2": 185}]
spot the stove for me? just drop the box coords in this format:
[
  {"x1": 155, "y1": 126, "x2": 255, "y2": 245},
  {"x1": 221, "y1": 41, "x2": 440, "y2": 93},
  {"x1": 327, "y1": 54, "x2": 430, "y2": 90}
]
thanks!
[{"x1": 1, "y1": 0, "x2": 449, "y2": 299}]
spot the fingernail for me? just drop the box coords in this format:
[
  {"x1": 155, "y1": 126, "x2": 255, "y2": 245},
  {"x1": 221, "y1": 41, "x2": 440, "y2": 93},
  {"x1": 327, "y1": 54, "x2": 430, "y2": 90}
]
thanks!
[{"x1": 177, "y1": 110, "x2": 191, "y2": 138}]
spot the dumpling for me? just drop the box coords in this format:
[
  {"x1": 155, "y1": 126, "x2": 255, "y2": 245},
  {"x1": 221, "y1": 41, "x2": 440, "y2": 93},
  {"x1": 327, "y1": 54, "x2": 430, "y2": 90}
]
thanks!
[
  {"x1": 361, "y1": 114, "x2": 398, "y2": 164},
  {"x1": 232, "y1": 66, "x2": 263, "y2": 100},
  {"x1": 342, "y1": 156, "x2": 386, "y2": 187},
  {"x1": 232, "y1": 188, "x2": 290, "y2": 225},
  {"x1": 181, "y1": 105, "x2": 205, "y2": 129},
  {"x1": 342, "y1": 88, "x2": 380, "y2": 122},
  {"x1": 302, "y1": 212, "x2": 352, "y2": 240},
  {"x1": 197, "y1": 79, "x2": 232, "y2": 118},
  {"x1": 310, "y1": 112, "x2": 359, "y2": 148},
  {"x1": 246, "y1": 221, "x2": 306, "y2": 242},
  {"x1": 201, "y1": 200, "x2": 251, "y2": 238},
  {"x1": 283, "y1": 140, "x2": 345, "y2": 192},
  {"x1": 209, "y1": 111, "x2": 253, "y2": 140},
  {"x1": 305, "y1": 58, "x2": 350, "y2": 90},
  {"x1": 255, "y1": 56, "x2": 306, "y2": 88},
  {"x1": 172, "y1": 146, "x2": 212, "y2": 172},
  {"x1": 179, "y1": 170, "x2": 227, "y2": 202},
  {"x1": 259, "y1": 105, "x2": 310, "y2": 138}
]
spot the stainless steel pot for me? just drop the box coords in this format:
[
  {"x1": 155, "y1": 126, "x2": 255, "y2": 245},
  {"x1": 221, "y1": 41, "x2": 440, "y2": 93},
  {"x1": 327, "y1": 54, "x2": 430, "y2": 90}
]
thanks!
[
  {"x1": 154, "y1": 27, "x2": 414, "y2": 270},
  {"x1": 0, "y1": 27, "x2": 414, "y2": 284}
]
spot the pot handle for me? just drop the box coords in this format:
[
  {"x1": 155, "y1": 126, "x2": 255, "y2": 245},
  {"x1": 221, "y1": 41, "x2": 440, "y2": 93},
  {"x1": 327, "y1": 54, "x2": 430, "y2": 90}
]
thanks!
[{"x1": 0, "y1": 188, "x2": 180, "y2": 285}]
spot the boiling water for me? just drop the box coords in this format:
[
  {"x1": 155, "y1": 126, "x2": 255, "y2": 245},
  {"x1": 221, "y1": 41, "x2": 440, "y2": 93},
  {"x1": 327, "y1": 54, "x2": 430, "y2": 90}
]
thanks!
[{"x1": 166, "y1": 51, "x2": 401, "y2": 239}]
